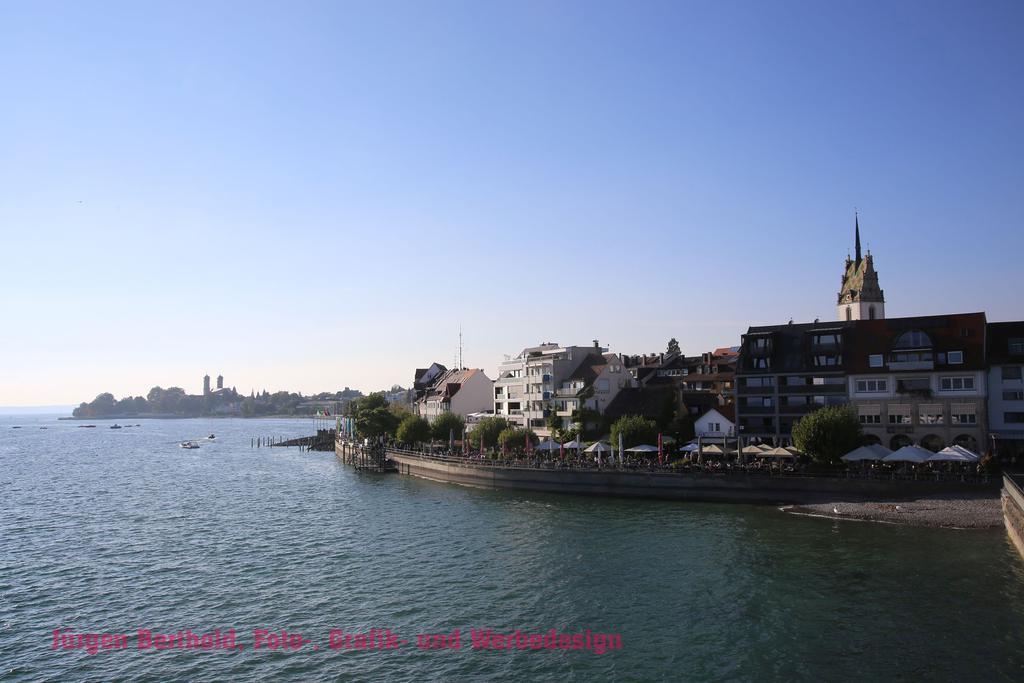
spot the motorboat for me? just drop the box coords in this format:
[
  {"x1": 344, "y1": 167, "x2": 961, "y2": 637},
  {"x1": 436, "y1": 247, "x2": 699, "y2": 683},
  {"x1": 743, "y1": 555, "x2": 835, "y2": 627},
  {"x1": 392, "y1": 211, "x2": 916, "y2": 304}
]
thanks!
[
  {"x1": 207, "y1": 434, "x2": 216, "y2": 440},
  {"x1": 179, "y1": 440, "x2": 200, "y2": 449},
  {"x1": 110, "y1": 424, "x2": 122, "y2": 429}
]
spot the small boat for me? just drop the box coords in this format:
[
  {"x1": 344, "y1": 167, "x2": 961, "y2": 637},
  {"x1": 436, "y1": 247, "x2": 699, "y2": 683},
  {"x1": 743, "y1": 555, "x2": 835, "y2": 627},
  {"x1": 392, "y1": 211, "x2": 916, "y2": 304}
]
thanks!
[
  {"x1": 179, "y1": 441, "x2": 200, "y2": 449},
  {"x1": 110, "y1": 424, "x2": 122, "y2": 430},
  {"x1": 207, "y1": 434, "x2": 216, "y2": 440},
  {"x1": 11, "y1": 426, "x2": 21, "y2": 429}
]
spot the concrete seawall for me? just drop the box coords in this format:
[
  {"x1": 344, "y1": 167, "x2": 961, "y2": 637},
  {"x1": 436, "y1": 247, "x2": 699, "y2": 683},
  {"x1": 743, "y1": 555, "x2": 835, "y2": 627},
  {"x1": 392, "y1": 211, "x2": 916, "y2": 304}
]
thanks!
[
  {"x1": 382, "y1": 449, "x2": 998, "y2": 505},
  {"x1": 1003, "y1": 474, "x2": 1024, "y2": 560}
]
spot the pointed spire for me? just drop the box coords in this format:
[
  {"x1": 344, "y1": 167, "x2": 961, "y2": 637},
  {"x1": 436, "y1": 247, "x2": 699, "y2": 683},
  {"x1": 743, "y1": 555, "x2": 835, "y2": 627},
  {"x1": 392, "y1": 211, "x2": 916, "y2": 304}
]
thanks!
[{"x1": 854, "y1": 211, "x2": 862, "y2": 264}]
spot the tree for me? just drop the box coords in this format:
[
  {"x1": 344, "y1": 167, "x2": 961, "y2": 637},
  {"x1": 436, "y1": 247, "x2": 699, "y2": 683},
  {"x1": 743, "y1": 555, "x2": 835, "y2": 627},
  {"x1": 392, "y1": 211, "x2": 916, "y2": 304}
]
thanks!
[
  {"x1": 468, "y1": 416, "x2": 510, "y2": 449},
  {"x1": 791, "y1": 405, "x2": 862, "y2": 465},
  {"x1": 667, "y1": 337, "x2": 681, "y2": 355},
  {"x1": 666, "y1": 411, "x2": 695, "y2": 445},
  {"x1": 351, "y1": 392, "x2": 401, "y2": 439},
  {"x1": 396, "y1": 415, "x2": 431, "y2": 444},
  {"x1": 498, "y1": 427, "x2": 538, "y2": 451},
  {"x1": 431, "y1": 412, "x2": 465, "y2": 442},
  {"x1": 610, "y1": 415, "x2": 658, "y2": 450}
]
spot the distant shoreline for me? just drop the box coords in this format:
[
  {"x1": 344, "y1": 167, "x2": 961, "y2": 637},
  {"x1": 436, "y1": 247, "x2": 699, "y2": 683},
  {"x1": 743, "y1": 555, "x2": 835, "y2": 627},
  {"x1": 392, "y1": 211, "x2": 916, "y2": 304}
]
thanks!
[{"x1": 56, "y1": 414, "x2": 327, "y2": 421}]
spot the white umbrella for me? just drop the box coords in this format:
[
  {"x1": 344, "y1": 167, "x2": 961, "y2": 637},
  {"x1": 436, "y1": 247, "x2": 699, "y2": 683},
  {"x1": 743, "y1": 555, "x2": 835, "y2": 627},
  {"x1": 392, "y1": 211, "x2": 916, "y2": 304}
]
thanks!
[
  {"x1": 930, "y1": 446, "x2": 979, "y2": 463},
  {"x1": 883, "y1": 445, "x2": 934, "y2": 464},
  {"x1": 741, "y1": 445, "x2": 765, "y2": 455},
  {"x1": 536, "y1": 440, "x2": 560, "y2": 452},
  {"x1": 950, "y1": 444, "x2": 981, "y2": 461},
  {"x1": 626, "y1": 444, "x2": 660, "y2": 453},
  {"x1": 700, "y1": 444, "x2": 725, "y2": 455},
  {"x1": 762, "y1": 447, "x2": 796, "y2": 459},
  {"x1": 562, "y1": 439, "x2": 584, "y2": 449},
  {"x1": 678, "y1": 443, "x2": 700, "y2": 453},
  {"x1": 867, "y1": 444, "x2": 892, "y2": 457},
  {"x1": 842, "y1": 445, "x2": 886, "y2": 462},
  {"x1": 584, "y1": 441, "x2": 612, "y2": 453}
]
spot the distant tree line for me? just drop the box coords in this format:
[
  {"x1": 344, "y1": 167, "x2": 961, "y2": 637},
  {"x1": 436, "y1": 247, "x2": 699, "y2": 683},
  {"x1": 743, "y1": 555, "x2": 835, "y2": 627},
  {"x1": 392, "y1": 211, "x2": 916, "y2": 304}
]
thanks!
[{"x1": 72, "y1": 385, "x2": 369, "y2": 418}]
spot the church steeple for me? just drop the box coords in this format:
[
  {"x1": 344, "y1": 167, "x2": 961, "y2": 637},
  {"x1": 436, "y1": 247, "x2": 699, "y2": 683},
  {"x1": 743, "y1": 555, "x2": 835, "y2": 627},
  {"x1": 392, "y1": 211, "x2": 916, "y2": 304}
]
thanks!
[
  {"x1": 855, "y1": 212, "x2": 862, "y2": 264},
  {"x1": 837, "y1": 214, "x2": 885, "y2": 321}
]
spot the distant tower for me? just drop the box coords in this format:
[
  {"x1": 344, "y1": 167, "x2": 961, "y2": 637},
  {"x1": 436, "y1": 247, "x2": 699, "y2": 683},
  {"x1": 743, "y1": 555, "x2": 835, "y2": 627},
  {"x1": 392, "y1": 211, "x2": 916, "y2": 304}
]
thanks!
[
  {"x1": 837, "y1": 213, "x2": 885, "y2": 321},
  {"x1": 216, "y1": 374, "x2": 224, "y2": 390},
  {"x1": 203, "y1": 374, "x2": 211, "y2": 395}
]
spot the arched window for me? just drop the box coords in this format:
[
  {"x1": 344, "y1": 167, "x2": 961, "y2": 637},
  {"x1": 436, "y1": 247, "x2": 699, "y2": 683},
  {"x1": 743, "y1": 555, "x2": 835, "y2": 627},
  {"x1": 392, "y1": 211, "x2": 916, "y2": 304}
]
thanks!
[
  {"x1": 920, "y1": 434, "x2": 944, "y2": 453},
  {"x1": 890, "y1": 434, "x2": 912, "y2": 450},
  {"x1": 869, "y1": 306, "x2": 876, "y2": 320},
  {"x1": 845, "y1": 306, "x2": 852, "y2": 321},
  {"x1": 893, "y1": 330, "x2": 932, "y2": 349}
]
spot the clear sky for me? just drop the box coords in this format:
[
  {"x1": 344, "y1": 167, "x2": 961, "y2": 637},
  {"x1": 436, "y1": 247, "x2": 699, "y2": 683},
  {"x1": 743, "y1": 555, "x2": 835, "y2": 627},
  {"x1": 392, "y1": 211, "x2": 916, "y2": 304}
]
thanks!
[{"x1": 2, "y1": 0, "x2": 1022, "y2": 406}]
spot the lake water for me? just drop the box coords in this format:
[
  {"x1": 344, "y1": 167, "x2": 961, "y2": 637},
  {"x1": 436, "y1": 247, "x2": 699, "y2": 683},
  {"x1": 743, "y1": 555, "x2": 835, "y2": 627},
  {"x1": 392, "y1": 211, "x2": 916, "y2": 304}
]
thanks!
[{"x1": 2, "y1": 415, "x2": 1023, "y2": 681}]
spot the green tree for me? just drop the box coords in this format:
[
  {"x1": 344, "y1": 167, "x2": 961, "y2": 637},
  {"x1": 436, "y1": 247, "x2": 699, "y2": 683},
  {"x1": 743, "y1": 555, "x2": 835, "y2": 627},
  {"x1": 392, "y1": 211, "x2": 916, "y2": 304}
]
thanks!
[
  {"x1": 498, "y1": 427, "x2": 538, "y2": 451},
  {"x1": 667, "y1": 337, "x2": 680, "y2": 354},
  {"x1": 396, "y1": 415, "x2": 431, "y2": 444},
  {"x1": 791, "y1": 405, "x2": 862, "y2": 465},
  {"x1": 431, "y1": 412, "x2": 466, "y2": 442},
  {"x1": 469, "y1": 416, "x2": 510, "y2": 449},
  {"x1": 610, "y1": 415, "x2": 658, "y2": 450},
  {"x1": 351, "y1": 392, "x2": 401, "y2": 439},
  {"x1": 666, "y1": 411, "x2": 696, "y2": 445}
]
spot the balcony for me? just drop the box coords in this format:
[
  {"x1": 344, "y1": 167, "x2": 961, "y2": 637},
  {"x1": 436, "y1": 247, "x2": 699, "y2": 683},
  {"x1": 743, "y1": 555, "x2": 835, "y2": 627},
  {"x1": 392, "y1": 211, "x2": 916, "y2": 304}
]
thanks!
[
  {"x1": 889, "y1": 360, "x2": 934, "y2": 371},
  {"x1": 739, "y1": 405, "x2": 774, "y2": 414}
]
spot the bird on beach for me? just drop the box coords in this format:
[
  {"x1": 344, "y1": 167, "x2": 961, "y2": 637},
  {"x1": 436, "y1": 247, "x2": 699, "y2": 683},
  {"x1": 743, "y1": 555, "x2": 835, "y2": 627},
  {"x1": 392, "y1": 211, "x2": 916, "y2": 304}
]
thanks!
[{"x1": 833, "y1": 506, "x2": 841, "y2": 515}]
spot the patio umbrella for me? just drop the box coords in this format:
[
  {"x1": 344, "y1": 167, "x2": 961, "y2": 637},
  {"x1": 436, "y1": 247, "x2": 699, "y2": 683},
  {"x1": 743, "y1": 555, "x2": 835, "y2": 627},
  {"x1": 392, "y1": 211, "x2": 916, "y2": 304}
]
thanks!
[
  {"x1": 678, "y1": 443, "x2": 700, "y2": 453},
  {"x1": 562, "y1": 439, "x2": 584, "y2": 450},
  {"x1": 867, "y1": 444, "x2": 892, "y2": 457},
  {"x1": 883, "y1": 445, "x2": 934, "y2": 464},
  {"x1": 536, "y1": 440, "x2": 560, "y2": 452},
  {"x1": 700, "y1": 444, "x2": 725, "y2": 455},
  {"x1": 626, "y1": 444, "x2": 660, "y2": 453},
  {"x1": 584, "y1": 441, "x2": 612, "y2": 453},
  {"x1": 757, "y1": 444, "x2": 774, "y2": 452},
  {"x1": 784, "y1": 446, "x2": 802, "y2": 456},
  {"x1": 930, "y1": 446, "x2": 979, "y2": 463},
  {"x1": 950, "y1": 444, "x2": 981, "y2": 461},
  {"x1": 762, "y1": 447, "x2": 795, "y2": 459},
  {"x1": 741, "y1": 445, "x2": 765, "y2": 455},
  {"x1": 841, "y1": 445, "x2": 886, "y2": 462}
]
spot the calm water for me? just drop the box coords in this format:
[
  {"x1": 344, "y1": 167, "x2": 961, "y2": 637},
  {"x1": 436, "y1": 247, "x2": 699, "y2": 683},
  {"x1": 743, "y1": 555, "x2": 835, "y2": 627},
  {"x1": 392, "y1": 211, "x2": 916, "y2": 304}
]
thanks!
[{"x1": 2, "y1": 415, "x2": 1023, "y2": 681}]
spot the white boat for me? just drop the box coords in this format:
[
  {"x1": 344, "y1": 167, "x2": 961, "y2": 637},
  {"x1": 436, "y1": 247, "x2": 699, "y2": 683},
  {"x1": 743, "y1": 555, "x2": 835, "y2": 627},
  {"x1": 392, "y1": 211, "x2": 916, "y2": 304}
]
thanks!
[{"x1": 179, "y1": 441, "x2": 200, "y2": 449}]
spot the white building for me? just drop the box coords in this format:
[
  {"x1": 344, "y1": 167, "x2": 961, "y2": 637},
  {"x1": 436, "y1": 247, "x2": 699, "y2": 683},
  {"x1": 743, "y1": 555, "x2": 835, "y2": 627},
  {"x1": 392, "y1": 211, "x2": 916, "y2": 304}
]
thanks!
[
  {"x1": 695, "y1": 406, "x2": 736, "y2": 441},
  {"x1": 415, "y1": 368, "x2": 494, "y2": 422},
  {"x1": 493, "y1": 341, "x2": 615, "y2": 437},
  {"x1": 551, "y1": 352, "x2": 635, "y2": 434}
]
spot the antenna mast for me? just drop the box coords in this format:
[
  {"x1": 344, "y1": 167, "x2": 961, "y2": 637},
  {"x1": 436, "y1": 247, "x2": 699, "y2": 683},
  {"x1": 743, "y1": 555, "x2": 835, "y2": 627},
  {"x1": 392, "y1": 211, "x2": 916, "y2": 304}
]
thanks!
[{"x1": 459, "y1": 326, "x2": 463, "y2": 369}]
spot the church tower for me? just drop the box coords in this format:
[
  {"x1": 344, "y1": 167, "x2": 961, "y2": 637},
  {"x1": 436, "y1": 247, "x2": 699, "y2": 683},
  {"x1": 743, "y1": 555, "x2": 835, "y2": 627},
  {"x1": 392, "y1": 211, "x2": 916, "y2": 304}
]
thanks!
[{"x1": 837, "y1": 214, "x2": 885, "y2": 321}]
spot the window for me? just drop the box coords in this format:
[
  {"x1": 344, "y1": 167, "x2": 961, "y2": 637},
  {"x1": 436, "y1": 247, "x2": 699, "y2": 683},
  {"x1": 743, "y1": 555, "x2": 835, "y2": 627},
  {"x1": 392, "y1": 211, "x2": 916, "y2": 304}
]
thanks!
[
  {"x1": 858, "y1": 405, "x2": 881, "y2": 425},
  {"x1": 951, "y1": 404, "x2": 976, "y2": 425},
  {"x1": 919, "y1": 405, "x2": 944, "y2": 425},
  {"x1": 812, "y1": 355, "x2": 840, "y2": 367},
  {"x1": 745, "y1": 377, "x2": 775, "y2": 388},
  {"x1": 812, "y1": 377, "x2": 845, "y2": 385},
  {"x1": 1003, "y1": 366, "x2": 1023, "y2": 381},
  {"x1": 939, "y1": 376, "x2": 975, "y2": 391},
  {"x1": 947, "y1": 351, "x2": 964, "y2": 364},
  {"x1": 597, "y1": 379, "x2": 609, "y2": 392},
  {"x1": 1010, "y1": 339, "x2": 1024, "y2": 355},
  {"x1": 813, "y1": 333, "x2": 840, "y2": 346},
  {"x1": 786, "y1": 376, "x2": 807, "y2": 386},
  {"x1": 888, "y1": 406, "x2": 912, "y2": 424},
  {"x1": 753, "y1": 358, "x2": 771, "y2": 369},
  {"x1": 752, "y1": 338, "x2": 770, "y2": 350},
  {"x1": 856, "y1": 379, "x2": 888, "y2": 393},
  {"x1": 785, "y1": 396, "x2": 808, "y2": 406},
  {"x1": 1003, "y1": 391, "x2": 1024, "y2": 401},
  {"x1": 869, "y1": 354, "x2": 884, "y2": 368},
  {"x1": 894, "y1": 330, "x2": 932, "y2": 349},
  {"x1": 1005, "y1": 412, "x2": 1024, "y2": 424},
  {"x1": 896, "y1": 378, "x2": 930, "y2": 393}
]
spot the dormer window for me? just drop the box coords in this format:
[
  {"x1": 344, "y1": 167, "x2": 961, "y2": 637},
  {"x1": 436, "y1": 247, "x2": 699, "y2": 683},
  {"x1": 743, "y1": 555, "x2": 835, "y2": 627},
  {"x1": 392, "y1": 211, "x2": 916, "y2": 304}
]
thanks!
[{"x1": 894, "y1": 330, "x2": 932, "y2": 349}]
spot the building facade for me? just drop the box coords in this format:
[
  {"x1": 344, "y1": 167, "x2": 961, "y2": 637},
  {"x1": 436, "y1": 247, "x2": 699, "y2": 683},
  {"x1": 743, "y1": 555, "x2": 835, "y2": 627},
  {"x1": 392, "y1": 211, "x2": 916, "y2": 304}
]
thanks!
[
  {"x1": 736, "y1": 320, "x2": 854, "y2": 445},
  {"x1": 415, "y1": 368, "x2": 493, "y2": 422},
  {"x1": 845, "y1": 313, "x2": 988, "y2": 452},
  {"x1": 987, "y1": 321, "x2": 1024, "y2": 462}
]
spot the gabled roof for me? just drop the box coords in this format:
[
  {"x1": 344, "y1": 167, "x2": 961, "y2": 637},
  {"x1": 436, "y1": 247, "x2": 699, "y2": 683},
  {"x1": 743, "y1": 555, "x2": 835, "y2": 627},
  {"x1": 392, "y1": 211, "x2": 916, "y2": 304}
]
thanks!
[
  {"x1": 567, "y1": 353, "x2": 608, "y2": 383},
  {"x1": 700, "y1": 404, "x2": 735, "y2": 423}
]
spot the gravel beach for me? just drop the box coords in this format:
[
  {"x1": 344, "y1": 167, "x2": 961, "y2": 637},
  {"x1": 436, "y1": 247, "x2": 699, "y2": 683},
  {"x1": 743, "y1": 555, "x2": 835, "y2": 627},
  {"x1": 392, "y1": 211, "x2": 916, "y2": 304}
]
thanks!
[{"x1": 783, "y1": 493, "x2": 1003, "y2": 529}]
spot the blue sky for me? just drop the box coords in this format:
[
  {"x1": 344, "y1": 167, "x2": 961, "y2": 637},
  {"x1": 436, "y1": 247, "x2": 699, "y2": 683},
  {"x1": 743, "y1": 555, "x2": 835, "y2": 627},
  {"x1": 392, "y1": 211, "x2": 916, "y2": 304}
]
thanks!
[{"x1": 2, "y1": 1, "x2": 1022, "y2": 405}]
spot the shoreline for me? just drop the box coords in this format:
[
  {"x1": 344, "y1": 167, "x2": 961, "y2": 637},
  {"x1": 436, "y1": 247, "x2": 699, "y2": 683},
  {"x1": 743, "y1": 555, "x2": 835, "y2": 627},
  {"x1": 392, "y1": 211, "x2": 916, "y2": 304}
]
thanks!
[{"x1": 781, "y1": 493, "x2": 1003, "y2": 529}]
